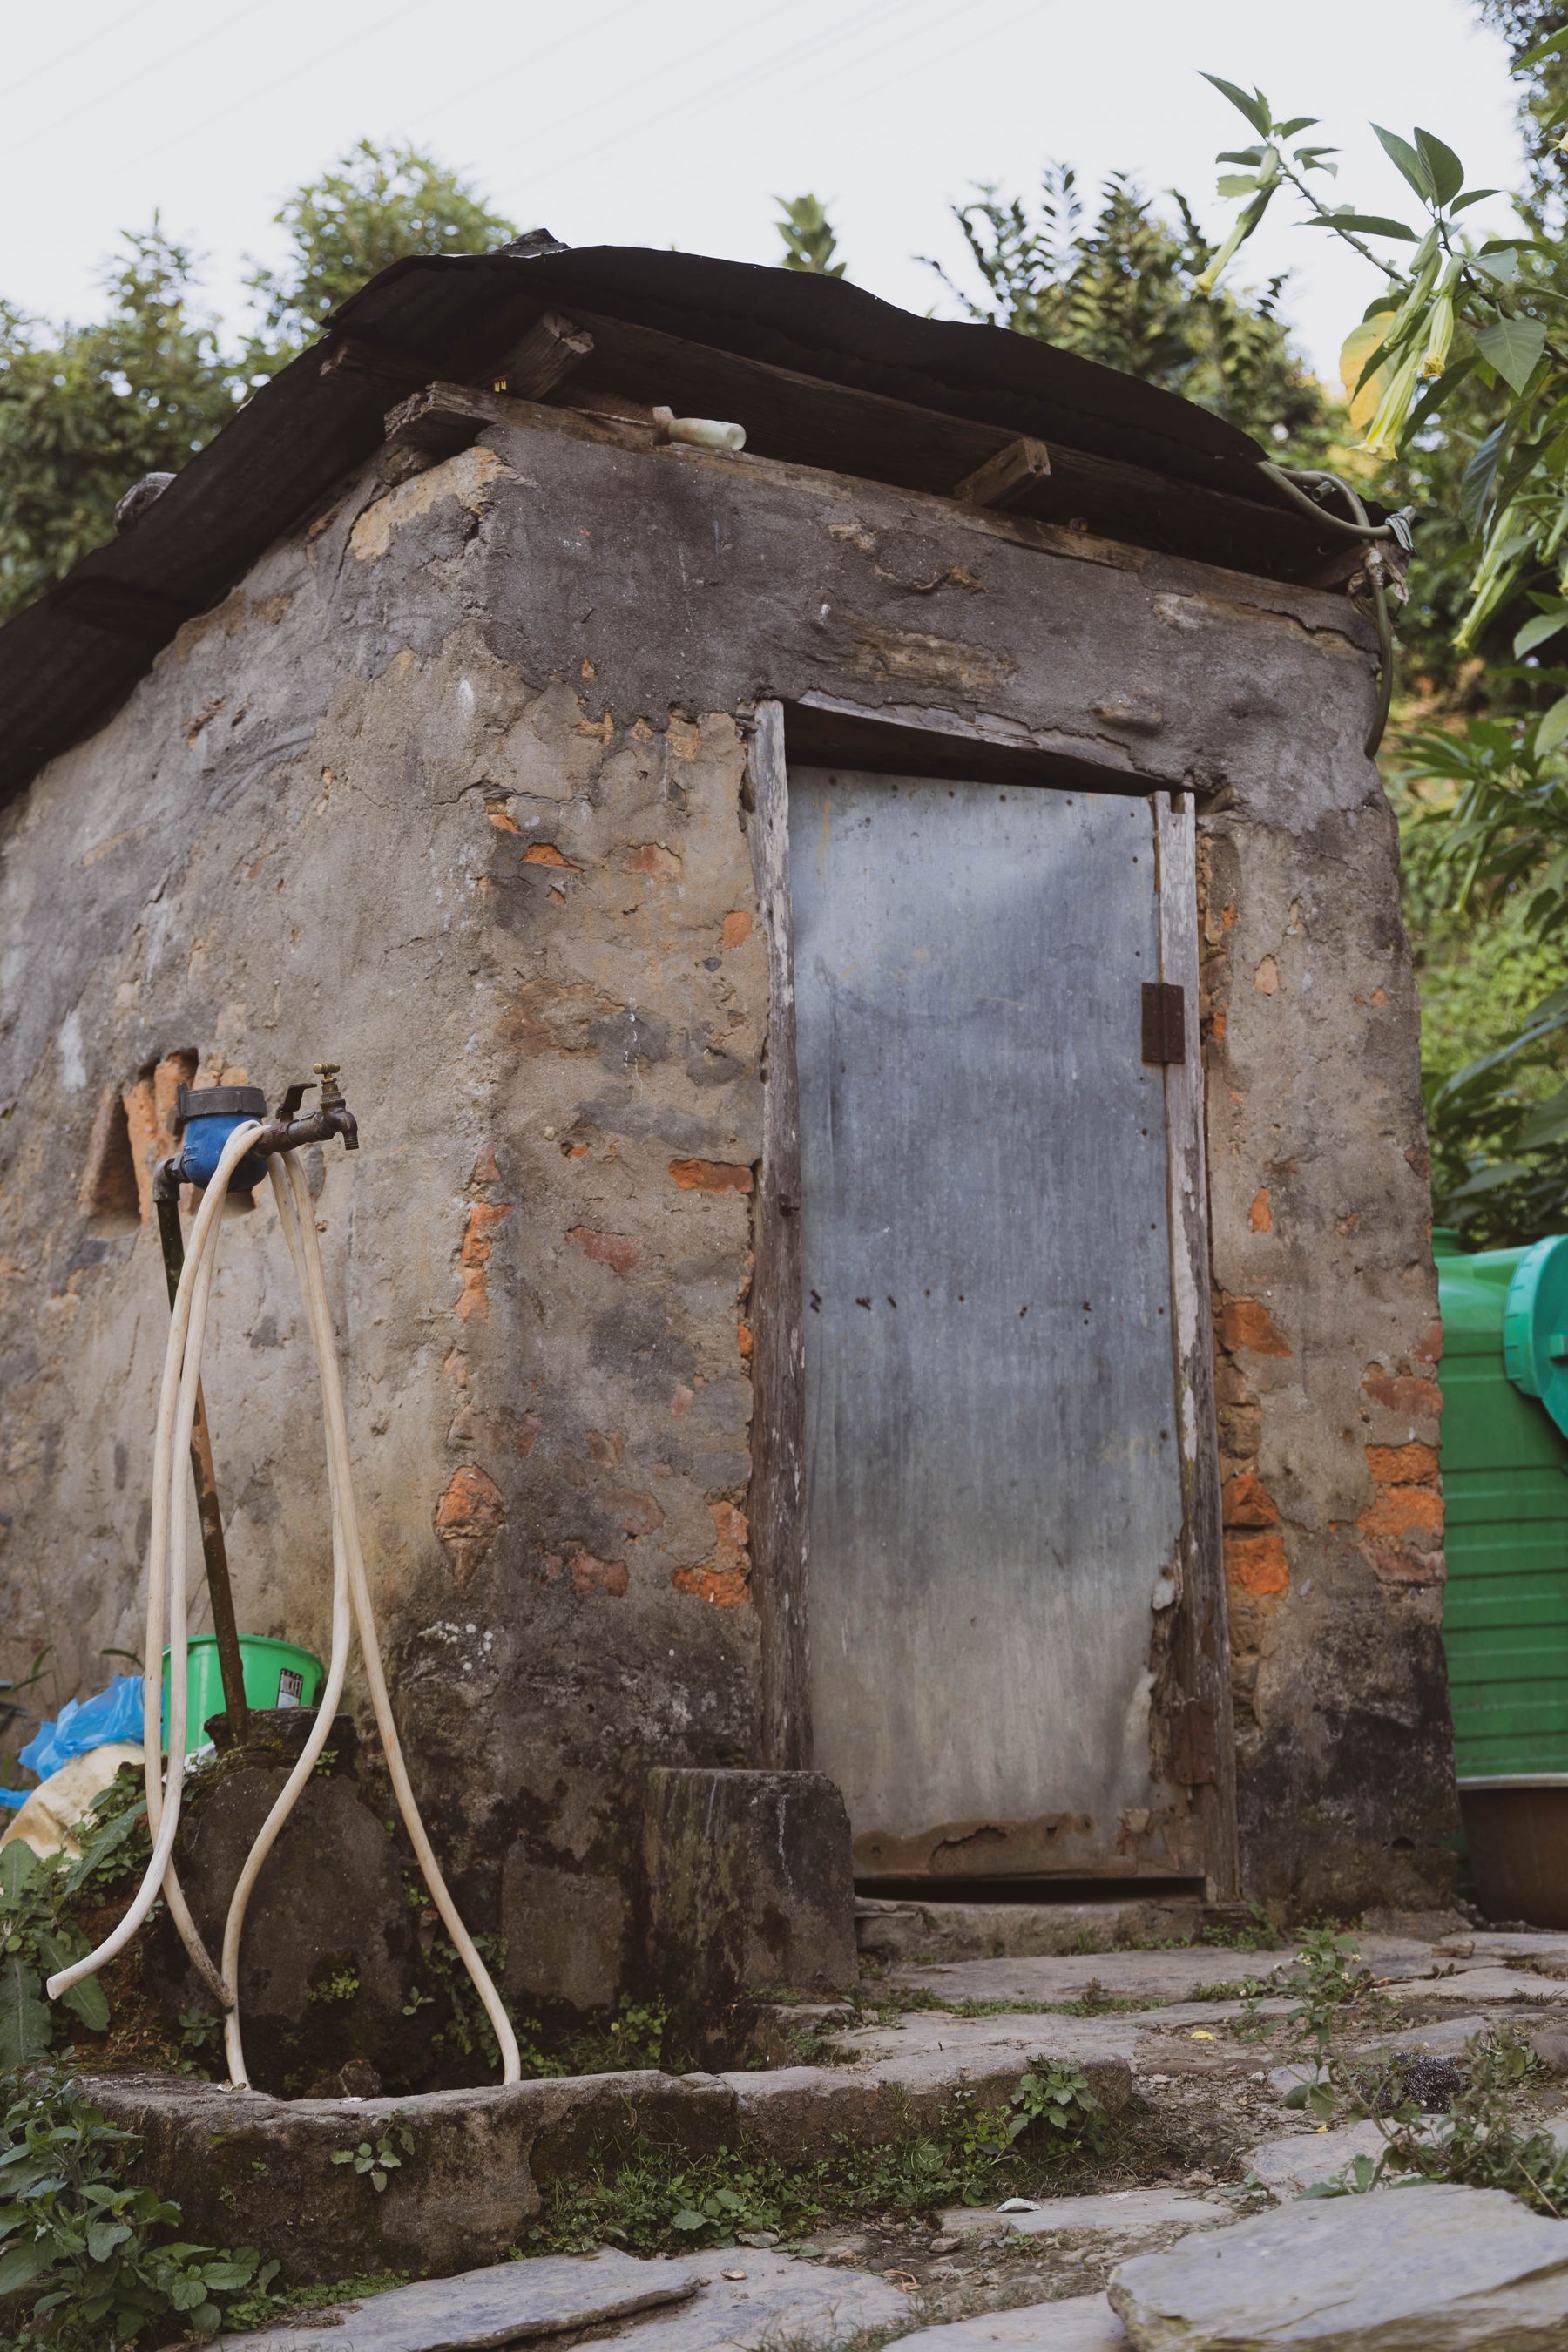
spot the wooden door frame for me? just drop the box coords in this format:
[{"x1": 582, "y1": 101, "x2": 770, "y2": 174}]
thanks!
[{"x1": 743, "y1": 700, "x2": 1238, "y2": 1898}]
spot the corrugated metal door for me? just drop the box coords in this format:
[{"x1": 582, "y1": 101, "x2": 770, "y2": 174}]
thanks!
[{"x1": 790, "y1": 766, "x2": 1199, "y2": 1882}]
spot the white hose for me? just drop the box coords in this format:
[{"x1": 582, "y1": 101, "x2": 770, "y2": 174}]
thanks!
[
  {"x1": 49, "y1": 1122, "x2": 520, "y2": 2090},
  {"x1": 214, "y1": 1156, "x2": 355, "y2": 2086},
  {"x1": 253, "y1": 1152, "x2": 520, "y2": 2085},
  {"x1": 49, "y1": 1120, "x2": 263, "y2": 2005}
]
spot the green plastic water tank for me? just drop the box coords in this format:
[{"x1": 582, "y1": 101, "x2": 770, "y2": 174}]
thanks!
[{"x1": 1436, "y1": 1228, "x2": 1568, "y2": 1782}]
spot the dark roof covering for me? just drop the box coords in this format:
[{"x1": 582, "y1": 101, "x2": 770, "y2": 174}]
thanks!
[{"x1": 0, "y1": 243, "x2": 1339, "y2": 803}]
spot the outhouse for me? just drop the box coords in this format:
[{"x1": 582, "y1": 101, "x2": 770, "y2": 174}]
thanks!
[{"x1": 0, "y1": 238, "x2": 1455, "y2": 2005}]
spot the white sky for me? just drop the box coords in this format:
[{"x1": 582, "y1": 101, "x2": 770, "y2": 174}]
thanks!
[{"x1": 0, "y1": 0, "x2": 1527, "y2": 381}]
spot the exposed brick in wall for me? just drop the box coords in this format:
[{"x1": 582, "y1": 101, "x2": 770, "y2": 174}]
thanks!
[{"x1": 1197, "y1": 806, "x2": 1456, "y2": 1915}]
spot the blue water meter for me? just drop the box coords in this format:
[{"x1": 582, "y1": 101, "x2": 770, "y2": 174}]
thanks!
[{"x1": 169, "y1": 1084, "x2": 269, "y2": 1193}]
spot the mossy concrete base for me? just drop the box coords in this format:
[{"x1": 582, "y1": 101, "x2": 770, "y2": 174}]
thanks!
[
  {"x1": 87, "y1": 2069, "x2": 731, "y2": 2284},
  {"x1": 87, "y1": 2019, "x2": 1133, "y2": 2283}
]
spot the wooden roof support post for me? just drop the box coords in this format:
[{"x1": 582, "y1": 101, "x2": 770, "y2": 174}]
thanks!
[
  {"x1": 495, "y1": 311, "x2": 596, "y2": 402},
  {"x1": 383, "y1": 317, "x2": 597, "y2": 459},
  {"x1": 953, "y1": 436, "x2": 1051, "y2": 510}
]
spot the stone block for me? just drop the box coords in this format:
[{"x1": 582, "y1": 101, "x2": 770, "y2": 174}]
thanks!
[
  {"x1": 1110, "y1": 2180, "x2": 1568, "y2": 2348},
  {"x1": 643, "y1": 1767, "x2": 855, "y2": 2004},
  {"x1": 855, "y1": 1894, "x2": 1209, "y2": 1967},
  {"x1": 158, "y1": 1747, "x2": 424, "y2": 2095},
  {"x1": 501, "y1": 1855, "x2": 627, "y2": 2011}
]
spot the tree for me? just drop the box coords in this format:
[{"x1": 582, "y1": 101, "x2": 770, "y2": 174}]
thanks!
[
  {"x1": 0, "y1": 228, "x2": 235, "y2": 622},
  {"x1": 0, "y1": 143, "x2": 516, "y2": 625},
  {"x1": 1197, "y1": 61, "x2": 1568, "y2": 1240},
  {"x1": 923, "y1": 166, "x2": 1340, "y2": 460},
  {"x1": 244, "y1": 139, "x2": 516, "y2": 375},
  {"x1": 775, "y1": 195, "x2": 845, "y2": 277}
]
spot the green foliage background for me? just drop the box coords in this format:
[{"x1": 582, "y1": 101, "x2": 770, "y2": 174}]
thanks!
[{"x1": 0, "y1": 142, "x2": 514, "y2": 626}]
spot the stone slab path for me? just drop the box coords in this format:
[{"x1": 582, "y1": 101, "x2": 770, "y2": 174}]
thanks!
[
  {"x1": 938, "y1": 2190, "x2": 1232, "y2": 2241},
  {"x1": 895, "y1": 2293, "x2": 1130, "y2": 2348},
  {"x1": 594, "y1": 2246, "x2": 916, "y2": 2345},
  {"x1": 1110, "y1": 2180, "x2": 1568, "y2": 2348},
  {"x1": 210, "y1": 2248, "x2": 702, "y2": 2349}
]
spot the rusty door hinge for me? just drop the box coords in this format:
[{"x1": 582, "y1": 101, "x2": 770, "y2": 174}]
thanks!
[
  {"x1": 1171, "y1": 1696, "x2": 1218, "y2": 1786},
  {"x1": 1141, "y1": 982, "x2": 1186, "y2": 1065}
]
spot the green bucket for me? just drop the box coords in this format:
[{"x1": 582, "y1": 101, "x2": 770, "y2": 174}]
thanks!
[{"x1": 159, "y1": 1636, "x2": 326, "y2": 1754}]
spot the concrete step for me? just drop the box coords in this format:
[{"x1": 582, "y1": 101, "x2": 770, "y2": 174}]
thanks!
[{"x1": 855, "y1": 1892, "x2": 1224, "y2": 1966}]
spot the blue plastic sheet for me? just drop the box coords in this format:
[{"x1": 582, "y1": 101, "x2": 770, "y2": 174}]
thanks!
[{"x1": 15, "y1": 1673, "x2": 145, "y2": 1788}]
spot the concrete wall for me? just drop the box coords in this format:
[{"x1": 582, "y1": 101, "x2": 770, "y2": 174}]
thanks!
[{"x1": 0, "y1": 401, "x2": 1454, "y2": 1975}]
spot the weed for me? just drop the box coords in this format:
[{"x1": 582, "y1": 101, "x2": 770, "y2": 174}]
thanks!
[
  {"x1": 0, "y1": 1769, "x2": 155, "y2": 2072},
  {"x1": 403, "y1": 1917, "x2": 518, "y2": 2071},
  {"x1": 172, "y1": 2008, "x2": 224, "y2": 2081},
  {"x1": 308, "y1": 1964, "x2": 362, "y2": 2006},
  {"x1": 1198, "y1": 1902, "x2": 1283, "y2": 1954},
  {"x1": 526, "y1": 2064, "x2": 1114, "y2": 2255},
  {"x1": 783, "y1": 2026, "x2": 841, "y2": 2066},
  {"x1": 0, "y1": 2063, "x2": 274, "y2": 2347},
  {"x1": 556, "y1": 1996, "x2": 669, "y2": 2075},
  {"x1": 1050, "y1": 1979, "x2": 1150, "y2": 2018},
  {"x1": 330, "y1": 2117, "x2": 414, "y2": 2194},
  {"x1": 1238, "y1": 1925, "x2": 1384, "y2": 2094},
  {"x1": 1240, "y1": 1925, "x2": 1568, "y2": 2218}
]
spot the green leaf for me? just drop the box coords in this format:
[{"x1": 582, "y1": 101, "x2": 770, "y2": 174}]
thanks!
[
  {"x1": 1404, "y1": 355, "x2": 1476, "y2": 440},
  {"x1": 1274, "y1": 116, "x2": 1319, "y2": 138},
  {"x1": 1462, "y1": 421, "x2": 1511, "y2": 534},
  {"x1": 1472, "y1": 249, "x2": 1523, "y2": 285},
  {"x1": 1515, "y1": 613, "x2": 1568, "y2": 658},
  {"x1": 1374, "y1": 125, "x2": 1434, "y2": 203},
  {"x1": 1452, "y1": 188, "x2": 1501, "y2": 212},
  {"x1": 85, "y1": 2218, "x2": 131, "y2": 2262},
  {"x1": 1281, "y1": 2081, "x2": 1311, "y2": 2109},
  {"x1": 1217, "y1": 175, "x2": 1260, "y2": 198},
  {"x1": 0, "y1": 2239, "x2": 53, "y2": 2295},
  {"x1": 1201, "y1": 73, "x2": 1272, "y2": 136},
  {"x1": 1536, "y1": 693, "x2": 1568, "y2": 757},
  {"x1": 0, "y1": 1843, "x2": 39, "y2": 1900},
  {"x1": 62, "y1": 1973, "x2": 109, "y2": 2034},
  {"x1": 672, "y1": 2208, "x2": 707, "y2": 2231},
  {"x1": 200, "y1": 2255, "x2": 260, "y2": 2289},
  {"x1": 1475, "y1": 316, "x2": 1548, "y2": 395},
  {"x1": 1520, "y1": 24, "x2": 1568, "y2": 68},
  {"x1": 1218, "y1": 146, "x2": 1267, "y2": 166},
  {"x1": 0, "y1": 1956, "x2": 51, "y2": 2072},
  {"x1": 1514, "y1": 1094, "x2": 1568, "y2": 1152},
  {"x1": 1304, "y1": 213, "x2": 1418, "y2": 240},
  {"x1": 1415, "y1": 127, "x2": 1465, "y2": 208}
]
